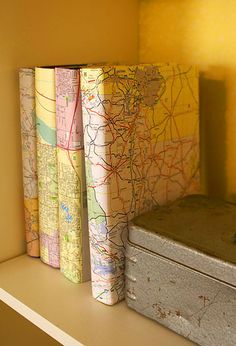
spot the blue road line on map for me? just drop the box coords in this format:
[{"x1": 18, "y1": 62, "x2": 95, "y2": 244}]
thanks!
[{"x1": 61, "y1": 203, "x2": 73, "y2": 223}]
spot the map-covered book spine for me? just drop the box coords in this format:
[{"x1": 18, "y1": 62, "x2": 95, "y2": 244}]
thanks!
[
  {"x1": 80, "y1": 64, "x2": 200, "y2": 305},
  {"x1": 35, "y1": 67, "x2": 60, "y2": 268},
  {"x1": 55, "y1": 67, "x2": 90, "y2": 283},
  {"x1": 19, "y1": 68, "x2": 39, "y2": 257}
]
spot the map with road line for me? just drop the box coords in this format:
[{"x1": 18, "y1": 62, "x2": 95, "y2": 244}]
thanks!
[
  {"x1": 81, "y1": 64, "x2": 200, "y2": 305},
  {"x1": 56, "y1": 68, "x2": 90, "y2": 283},
  {"x1": 19, "y1": 68, "x2": 39, "y2": 257},
  {"x1": 35, "y1": 67, "x2": 59, "y2": 268}
]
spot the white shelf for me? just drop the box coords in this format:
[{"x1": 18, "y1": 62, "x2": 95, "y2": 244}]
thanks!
[{"x1": 0, "y1": 255, "x2": 194, "y2": 346}]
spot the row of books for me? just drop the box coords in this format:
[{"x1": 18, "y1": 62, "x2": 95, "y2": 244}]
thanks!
[{"x1": 19, "y1": 63, "x2": 200, "y2": 305}]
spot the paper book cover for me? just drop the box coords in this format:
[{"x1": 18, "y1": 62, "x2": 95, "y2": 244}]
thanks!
[
  {"x1": 80, "y1": 63, "x2": 200, "y2": 305},
  {"x1": 19, "y1": 68, "x2": 39, "y2": 257},
  {"x1": 35, "y1": 67, "x2": 59, "y2": 268},
  {"x1": 55, "y1": 67, "x2": 90, "y2": 283}
]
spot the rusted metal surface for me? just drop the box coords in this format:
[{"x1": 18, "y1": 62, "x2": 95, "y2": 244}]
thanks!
[{"x1": 125, "y1": 195, "x2": 236, "y2": 346}]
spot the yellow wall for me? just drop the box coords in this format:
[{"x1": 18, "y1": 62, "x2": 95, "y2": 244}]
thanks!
[
  {"x1": 0, "y1": 0, "x2": 138, "y2": 262},
  {"x1": 140, "y1": 0, "x2": 236, "y2": 200}
]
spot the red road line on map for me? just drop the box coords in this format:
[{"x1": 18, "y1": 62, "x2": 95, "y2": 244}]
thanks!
[
  {"x1": 35, "y1": 89, "x2": 56, "y2": 101},
  {"x1": 85, "y1": 106, "x2": 109, "y2": 120}
]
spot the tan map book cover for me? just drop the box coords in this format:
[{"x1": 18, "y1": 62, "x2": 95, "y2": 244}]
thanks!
[{"x1": 19, "y1": 68, "x2": 39, "y2": 257}]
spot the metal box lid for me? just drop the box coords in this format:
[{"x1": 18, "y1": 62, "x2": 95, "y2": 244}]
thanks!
[{"x1": 129, "y1": 195, "x2": 236, "y2": 287}]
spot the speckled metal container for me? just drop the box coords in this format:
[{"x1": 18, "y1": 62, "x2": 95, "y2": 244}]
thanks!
[{"x1": 125, "y1": 195, "x2": 236, "y2": 346}]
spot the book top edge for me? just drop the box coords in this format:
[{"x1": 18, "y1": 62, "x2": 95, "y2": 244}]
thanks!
[
  {"x1": 19, "y1": 63, "x2": 199, "y2": 72},
  {"x1": 19, "y1": 67, "x2": 35, "y2": 72},
  {"x1": 79, "y1": 63, "x2": 199, "y2": 70}
]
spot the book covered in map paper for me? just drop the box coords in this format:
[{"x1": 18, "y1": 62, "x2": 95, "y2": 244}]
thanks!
[
  {"x1": 80, "y1": 63, "x2": 200, "y2": 305},
  {"x1": 19, "y1": 68, "x2": 39, "y2": 257},
  {"x1": 55, "y1": 67, "x2": 90, "y2": 283},
  {"x1": 35, "y1": 67, "x2": 59, "y2": 268}
]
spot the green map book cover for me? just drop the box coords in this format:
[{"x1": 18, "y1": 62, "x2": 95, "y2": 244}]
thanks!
[
  {"x1": 80, "y1": 63, "x2": 200, "y2": 305},
  {"x1": 35, "y1": 67, "x2": 59, "y2": 268}
]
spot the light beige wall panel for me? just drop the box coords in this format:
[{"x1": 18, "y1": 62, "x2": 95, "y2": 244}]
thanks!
[{"x1": 0, "y1": 0, "x2": 138, "y2": 262}]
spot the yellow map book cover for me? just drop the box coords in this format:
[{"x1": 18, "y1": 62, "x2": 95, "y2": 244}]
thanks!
[
  {"x1": 19, "y1": 68, "x2": 39, "y2": 257},
  {"x1": 80, "y1": 63, "x2": 200, "y2": 305},
  {"x1": 56, "y1": 67, "x2": 90, "y2": 283},
  {"x1": 35, "y1": 67, "x2": 59, "y2": 268}
]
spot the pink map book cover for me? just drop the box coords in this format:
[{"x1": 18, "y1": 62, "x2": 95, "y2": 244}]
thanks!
[
  {"x1": 80, "y1": 63, "x2": 200, "y2": 305},
  {"x1": 56, "y1": 67, "x2": 90, "y2": 283}
]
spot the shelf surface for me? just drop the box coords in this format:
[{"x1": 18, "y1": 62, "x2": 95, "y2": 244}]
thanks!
[{"x1": 0, "y1": 255, "x2": 194, "y2": 346}]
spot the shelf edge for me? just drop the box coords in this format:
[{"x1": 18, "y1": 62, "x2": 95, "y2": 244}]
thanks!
[{"x1": 0, "y1": 288, "x2": 83, "y2": 346}]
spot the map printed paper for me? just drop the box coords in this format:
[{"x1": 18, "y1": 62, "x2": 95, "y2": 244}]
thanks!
[
  {"x1": 19, "y1": 68, "x2": 39, "y2": 257},
  {"x1": 81, "y1": 64, "x2": 200, "y2": 305},
  {"x1": 56, "y1": 68, "x2": 90, "y2": 283},
  {"x1": 35, "y1": 67, "x2": 59, "y2": 268}
]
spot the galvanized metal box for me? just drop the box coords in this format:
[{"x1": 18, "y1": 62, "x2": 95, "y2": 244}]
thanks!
[{"x1": 125, "y1": 195, "x2": 236, "y2": 346}]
